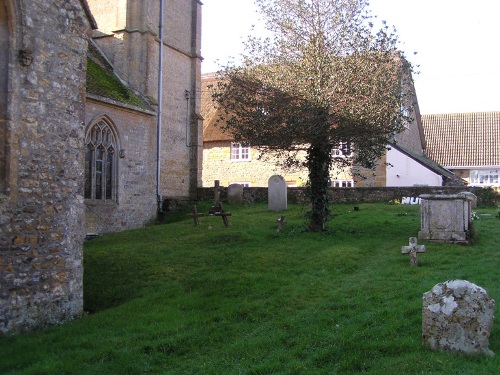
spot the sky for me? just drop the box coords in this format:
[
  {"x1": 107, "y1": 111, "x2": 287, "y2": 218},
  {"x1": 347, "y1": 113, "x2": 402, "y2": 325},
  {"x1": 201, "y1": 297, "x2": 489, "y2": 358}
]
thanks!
[{"x1": 201, "y1": 0, "x2": 500, "y2": 115}]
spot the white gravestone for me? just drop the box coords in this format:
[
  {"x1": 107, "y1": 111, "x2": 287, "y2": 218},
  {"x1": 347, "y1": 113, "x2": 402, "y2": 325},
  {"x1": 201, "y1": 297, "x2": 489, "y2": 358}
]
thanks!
[
  {"x1": 418, "y1": 193, "x2": 473, "y2": 244},
  {"x1": 422, "y1": 280, "x2": 495, "y2": 357},
  {"x1": 401, "y1": 237, "x2": 425, "y2": 266},
  {"x1": 268, "y1": 175, "x2": 287, "y2": 211},
  {"x1": 227, "y1": 184, "x2": 244, "y2": 205}
]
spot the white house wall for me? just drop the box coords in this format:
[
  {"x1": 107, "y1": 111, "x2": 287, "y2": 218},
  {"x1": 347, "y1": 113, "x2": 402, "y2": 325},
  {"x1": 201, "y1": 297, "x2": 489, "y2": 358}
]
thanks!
[{"x1": 386, "y1": 147, "x2": 442, "y2": 186}]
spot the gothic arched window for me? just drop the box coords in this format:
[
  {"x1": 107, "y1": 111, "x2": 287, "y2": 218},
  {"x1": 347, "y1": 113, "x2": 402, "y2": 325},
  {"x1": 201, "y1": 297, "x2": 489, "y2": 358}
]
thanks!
[{"x1": 84, "y1": 120, "x2": 117, "y2": 201}]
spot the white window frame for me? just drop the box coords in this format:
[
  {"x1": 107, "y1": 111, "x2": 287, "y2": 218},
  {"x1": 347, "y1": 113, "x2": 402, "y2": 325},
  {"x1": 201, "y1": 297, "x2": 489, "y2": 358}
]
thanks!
[
  {"x1": 469, "y1": 169, "x2": 499, "y2": 186},
  {"x1": 331, "y1": 142, "x2": 353, "y2": 158},
  {"x1": 331, "y1": 179, "x2": 354, "y2": 188},
  {"x1": 231, "y1": 142, "x2": 250, "y2": 161}
]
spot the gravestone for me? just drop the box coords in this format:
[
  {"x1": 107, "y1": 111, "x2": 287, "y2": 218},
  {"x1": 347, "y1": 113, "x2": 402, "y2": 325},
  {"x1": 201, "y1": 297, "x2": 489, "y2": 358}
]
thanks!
[
  {"x1": 268, "y1": 175, "x2": 287, "y2": 211},
  {"x1": 401, "y1": 237, "x2": 425, "y2": 266},
  {"x1": 422, "y1": 280, "x2": 495, "y2": 357},
  {"x1": 460, "y1": 191, "x2": 478, "y2": 209},
  {"x1": 208, "y1": 180, "x2": 222, "y2": 216},
  {"x1": 228, "y1": 184, "x2": 244, "y2": 204},
  {"x1": 418, "y1": 193, "x2": 474, "y2": 244},
  {"x1": 276, "y1": 216, "x2": 286, "y2": 232}
]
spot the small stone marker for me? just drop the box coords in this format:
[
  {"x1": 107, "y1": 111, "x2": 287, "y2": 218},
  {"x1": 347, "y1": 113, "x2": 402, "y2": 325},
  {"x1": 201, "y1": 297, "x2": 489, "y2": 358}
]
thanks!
[
  {"x1": 276, "y1": 216, "x2": 286, "y2": 232},
  {"x1": 401, "y1": 237, "x2": 425, "y2": 266},
  {"x1": 209, "y1": 180, "x2": 222, "y2": 215},
  {"x1": 186, "y1": 205, "x2": 204, "y2": 226},
  {"x1": 228, "y1": 183, "x2": 244, "y2": 205},
  {"x1": 422, "y1": 280, "x2": 495, "y2": 357},
  {"x1": 214, "y1": 202, "x2": 231, "y2": 227},
  {"x1": 268, "y1": 175, "x2": 287, "y2": 211}
]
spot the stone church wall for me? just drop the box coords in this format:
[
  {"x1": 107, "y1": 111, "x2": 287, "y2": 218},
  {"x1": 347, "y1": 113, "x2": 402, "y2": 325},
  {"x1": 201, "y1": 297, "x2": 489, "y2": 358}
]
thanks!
[
  {"x1": 88, "y1": 0, "x2": 203, "y2": 202},
  {"x1": 84, "y1": 99, "x2": 158, "y2": 235},
  {"x1": 0, "y1": 0, "x2": 89, "y2": 335}
]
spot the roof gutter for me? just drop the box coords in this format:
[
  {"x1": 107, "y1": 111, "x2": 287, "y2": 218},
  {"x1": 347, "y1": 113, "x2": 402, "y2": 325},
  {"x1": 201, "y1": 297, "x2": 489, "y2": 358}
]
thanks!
[{"x1": 445, "y1": 165, "x2": 500, "y2": 169}]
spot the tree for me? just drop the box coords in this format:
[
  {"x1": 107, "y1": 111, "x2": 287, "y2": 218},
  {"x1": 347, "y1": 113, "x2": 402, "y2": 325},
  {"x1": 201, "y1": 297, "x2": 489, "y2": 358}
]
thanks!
[{"x1": 211, "y1": 0, "x2": 415, "y2": 231}]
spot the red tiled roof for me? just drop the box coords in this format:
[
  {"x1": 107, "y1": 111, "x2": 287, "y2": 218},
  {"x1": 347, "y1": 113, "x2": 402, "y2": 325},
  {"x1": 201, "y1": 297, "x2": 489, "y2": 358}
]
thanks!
[{"x1": 421, "y1": 112, "x2": 500, "y2": 168}]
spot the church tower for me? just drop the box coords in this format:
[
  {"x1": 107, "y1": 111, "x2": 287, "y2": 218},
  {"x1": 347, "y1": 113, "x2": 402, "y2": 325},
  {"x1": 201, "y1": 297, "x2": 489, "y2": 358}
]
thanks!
[{"x1": 87, "y1": 0, "x2": 203, "y2": 204}]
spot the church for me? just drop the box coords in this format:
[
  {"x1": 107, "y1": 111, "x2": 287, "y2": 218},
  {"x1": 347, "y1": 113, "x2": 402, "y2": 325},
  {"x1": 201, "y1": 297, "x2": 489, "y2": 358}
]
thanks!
[
  {"x1": 85, "y1": 0, "x2": 203, "y2": 235},
  {"x1": 0, "y1": 0, "x2": 202, "y2": 335}
]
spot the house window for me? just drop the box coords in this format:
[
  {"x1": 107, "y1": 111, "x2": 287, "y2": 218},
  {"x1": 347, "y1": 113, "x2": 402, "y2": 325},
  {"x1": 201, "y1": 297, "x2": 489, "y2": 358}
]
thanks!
[
  {"x1": 331, "y1": 142, "x2": 353, "y2": 158},
  {"x1": 470, "y1": 170, "x2": 499, "y2": 186},
  {"x1": 332, "y1": 179, "x2": 354, "y2": 188},
  {"x1": 231, "y1": 142, "x2": 250, "y2": 161},
  {"x1": 85, "y1": 120, "x2": 118, "y2": 200}
]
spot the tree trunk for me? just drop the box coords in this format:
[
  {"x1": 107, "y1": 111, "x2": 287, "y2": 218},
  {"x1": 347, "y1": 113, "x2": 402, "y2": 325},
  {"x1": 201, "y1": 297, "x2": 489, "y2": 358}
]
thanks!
[{"x1": 307, "y1": 142, "x2": 332, "y2": 231}]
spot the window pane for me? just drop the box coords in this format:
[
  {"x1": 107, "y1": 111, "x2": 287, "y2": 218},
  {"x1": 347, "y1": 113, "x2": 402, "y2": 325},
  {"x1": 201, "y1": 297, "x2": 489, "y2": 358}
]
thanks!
[
  {"x1": 106, "y1": 150, "x2": 113, "y2": 199},
  {"x1": 242, "y1": 147, "x2": 249, "y2": 159},
  {"x1": 95, "y1": 147, "x2": 103, "y2": 199}
]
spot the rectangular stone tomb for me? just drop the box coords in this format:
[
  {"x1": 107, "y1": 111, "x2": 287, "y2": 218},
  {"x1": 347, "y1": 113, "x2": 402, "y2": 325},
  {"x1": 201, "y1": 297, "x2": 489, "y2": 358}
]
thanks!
[{"x1": 418, "y1": 193, "x2": 473, "y2": 244}]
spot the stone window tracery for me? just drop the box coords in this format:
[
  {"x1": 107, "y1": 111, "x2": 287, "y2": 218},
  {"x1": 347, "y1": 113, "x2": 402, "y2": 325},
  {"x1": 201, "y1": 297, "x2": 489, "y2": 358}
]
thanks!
[{"x1": 85, "y1": 120, "x2": 117, "y2": 200}]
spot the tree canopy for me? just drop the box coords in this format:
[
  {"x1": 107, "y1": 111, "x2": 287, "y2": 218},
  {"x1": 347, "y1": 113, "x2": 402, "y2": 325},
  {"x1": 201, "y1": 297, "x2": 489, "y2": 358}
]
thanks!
[{"x1": 211, "y1": 0, "x2": 416, "y2": 230}]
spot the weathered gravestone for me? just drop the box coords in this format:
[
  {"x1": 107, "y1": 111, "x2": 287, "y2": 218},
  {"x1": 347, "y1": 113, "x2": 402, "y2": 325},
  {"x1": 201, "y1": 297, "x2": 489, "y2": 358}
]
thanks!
[
  {"x1": 418, "y1": 193, "x2": 474, "y2": 243},
  {"x1": 460, "y1": 191, "x2": 478, "y2": 209},
  {"x1": 401, "y1": 237, "x2": 425, "y2": 266},
  {"x1": 228, "y1": 183, "x2": 244, "y2": 205},
  {"x1": 268, "y1": 175, "x2": 287, "y2": 211},
  {"x1": 422, "y1": 280, "x2": 495, "y2": 357}
]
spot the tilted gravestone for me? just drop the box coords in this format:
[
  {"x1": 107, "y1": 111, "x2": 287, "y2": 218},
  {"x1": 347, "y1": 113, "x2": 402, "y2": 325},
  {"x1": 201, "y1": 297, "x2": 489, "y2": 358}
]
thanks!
[
  {"x1": 418, "y1": 193, "x2": 474, "y2": 243},
  {"x1": 422, "y1": 280, "x2": 495, "y2": 357},
  {"x1": 228, "y1": 183, "x2": 244, "y2": 205},
  {"x1": 268, "y1": 175, "x2": 287, "y2": 211}
]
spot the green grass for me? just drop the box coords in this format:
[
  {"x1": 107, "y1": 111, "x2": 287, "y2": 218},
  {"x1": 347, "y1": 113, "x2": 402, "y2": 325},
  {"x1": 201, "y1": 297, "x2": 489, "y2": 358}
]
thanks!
[{"x1": 1, "y1": 202, "x2": 499, "y2": 374}]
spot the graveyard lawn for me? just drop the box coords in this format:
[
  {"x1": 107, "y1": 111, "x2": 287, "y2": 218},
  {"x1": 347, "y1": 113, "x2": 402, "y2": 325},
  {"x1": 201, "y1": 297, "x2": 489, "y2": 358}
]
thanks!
[{"x1": 1, "y1": 203, "x2": 499, "y2": 374}]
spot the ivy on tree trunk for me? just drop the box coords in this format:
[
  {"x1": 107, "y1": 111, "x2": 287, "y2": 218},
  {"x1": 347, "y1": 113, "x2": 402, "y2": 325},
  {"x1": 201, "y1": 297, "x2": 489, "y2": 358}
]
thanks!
[{"x1": 307, "y1": 142, "x2": 332, "y2": 231}]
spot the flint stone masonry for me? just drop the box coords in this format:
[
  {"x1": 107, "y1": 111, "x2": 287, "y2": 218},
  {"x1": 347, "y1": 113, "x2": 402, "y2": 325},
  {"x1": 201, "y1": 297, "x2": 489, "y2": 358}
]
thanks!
[
  {"x1": 418, "y1": 193, "x2": 473, "y2": 243},
  {"x1": 422, "y1": 280, "x2": 495, "y2": 357},
  {"x1": 0, "y1": 0, "x2": 89, "y2": 335},
  {"x1": 196, "y1": 186, "x2": 489, "y2": 206}
]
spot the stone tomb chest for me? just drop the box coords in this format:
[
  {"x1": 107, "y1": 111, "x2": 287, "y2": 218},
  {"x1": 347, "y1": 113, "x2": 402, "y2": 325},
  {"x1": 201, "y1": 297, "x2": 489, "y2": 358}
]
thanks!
[{"x1": 418, "y1": 193, "x2": 474, "y2": 244}]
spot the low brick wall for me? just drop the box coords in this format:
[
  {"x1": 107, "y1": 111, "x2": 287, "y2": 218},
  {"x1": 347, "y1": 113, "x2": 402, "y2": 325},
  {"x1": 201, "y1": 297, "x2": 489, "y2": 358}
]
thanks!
[{"x1": 196, "y1": 186, "x2": 498, "y2": 206}]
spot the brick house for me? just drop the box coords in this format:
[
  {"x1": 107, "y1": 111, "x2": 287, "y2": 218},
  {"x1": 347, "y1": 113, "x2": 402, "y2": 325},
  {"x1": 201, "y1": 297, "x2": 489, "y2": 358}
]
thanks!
[
  {"x1": 422, "y1": 112, "x2": 500, "y2": 188},
  {"x1": 202, "y1": 72, "x2": 462, "y2": 188}
]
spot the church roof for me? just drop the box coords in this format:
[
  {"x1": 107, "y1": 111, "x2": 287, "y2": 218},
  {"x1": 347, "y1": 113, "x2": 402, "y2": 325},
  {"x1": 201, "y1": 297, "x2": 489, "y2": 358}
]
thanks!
[
  {"x1": 86, "y1": 40, "x2": 155, "y2": 113},
  {"x1": 422, "y1": 112, "x2": 500, "y2": 168}
]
